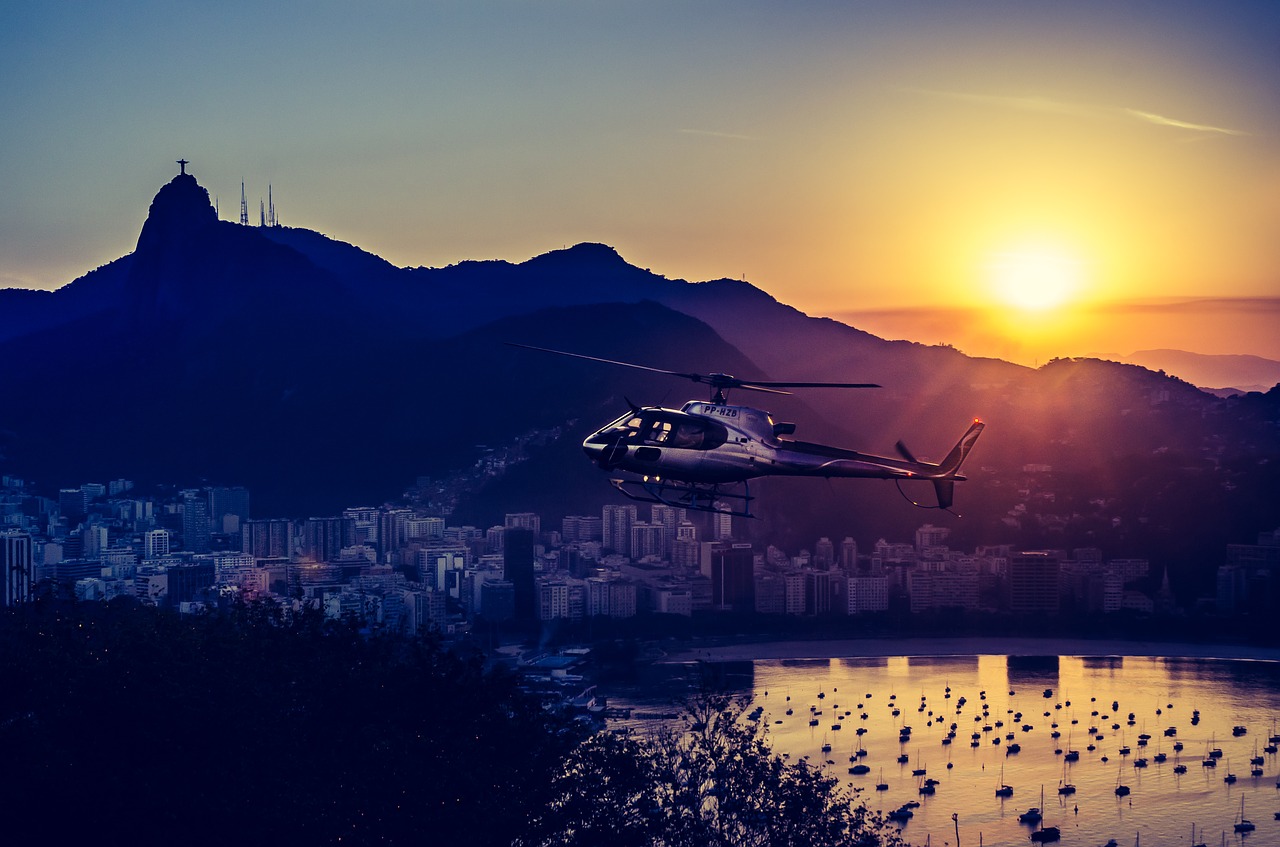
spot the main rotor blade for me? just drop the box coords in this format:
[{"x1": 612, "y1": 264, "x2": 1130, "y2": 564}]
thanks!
[
  {"x1": 507, "y1": 342, "x2": 880, "y2": 394},
  {"x1": 733, "y1": 383, "x2": 793, "y2": 396},
  {"x1": 505, "y1": 343, "x2": 705, "y2": 383},
  {"x1": 895, "y1": 440, "x2": 919, "y2": 464},
  {"x1": 742, "y1": 380, "x2": 881, "y2": 389}
]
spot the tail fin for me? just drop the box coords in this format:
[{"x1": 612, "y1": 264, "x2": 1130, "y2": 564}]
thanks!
[{"x1": 937, "y1": 420, "x2": 985, "y2": 477}]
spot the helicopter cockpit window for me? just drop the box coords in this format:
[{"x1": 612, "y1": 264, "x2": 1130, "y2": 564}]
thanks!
[
  {"x1": 670, "y1": 422, "x2": 706, "y2": 448},
  {"x1": 638, "y1": 412, "x2": 728, "y2": 450},
  {"x1": 645, "y1": 420, "x2": 675, "y2": 444}
]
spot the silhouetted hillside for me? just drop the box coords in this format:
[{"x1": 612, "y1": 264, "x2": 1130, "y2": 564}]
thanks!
[{"x1": 2, "y1": 172, "x2": 1278, "y2": 592}]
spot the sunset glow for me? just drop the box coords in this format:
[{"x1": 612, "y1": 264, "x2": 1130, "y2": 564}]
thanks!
[
  {"x1": 0, "y1": 1, "x2": 1277, "y2": 364},
  {"x1": 988, "y1": 248, "x2": 1084, "y2": 313}
]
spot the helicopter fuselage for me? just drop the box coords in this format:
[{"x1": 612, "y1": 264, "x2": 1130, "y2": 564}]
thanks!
[{"x1": 582, "y1": 401, "x2": 957, "y2": 485}]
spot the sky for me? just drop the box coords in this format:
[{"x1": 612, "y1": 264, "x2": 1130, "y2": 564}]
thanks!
[{"x1": 3, "y1": 1, "x2": 1278, "y2": 365}]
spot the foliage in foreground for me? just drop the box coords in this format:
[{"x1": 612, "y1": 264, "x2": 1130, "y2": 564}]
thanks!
[
  {"x1": 1, "y1": 600, "x2": 906, "y2": 847},
  {"x1": 523, "y1": 691, "x2": 906, "y2": 847},
  {"x1": 0, "y1": 598, "x2": 577, "y2": 846}
]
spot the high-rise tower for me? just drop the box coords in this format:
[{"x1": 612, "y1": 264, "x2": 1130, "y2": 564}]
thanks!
[{"x1": 1, "y1": 531, "x2": 33, "y2": 607}]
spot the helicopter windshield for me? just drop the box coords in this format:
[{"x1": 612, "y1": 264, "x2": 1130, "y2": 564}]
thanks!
[
  {"x1": 639, "y1": 411, "x2": 728, "y2": 450},
  {"x1": 602, "y1": 410, "x2": 728, "y2": 450}
]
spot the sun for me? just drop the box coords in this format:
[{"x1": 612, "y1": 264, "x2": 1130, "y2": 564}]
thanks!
[{"x1": 987, "y1": 247, "x2": 1083, "y2": 313}]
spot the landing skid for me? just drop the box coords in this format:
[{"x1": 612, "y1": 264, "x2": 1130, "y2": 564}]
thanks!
[{"x1": 609, "y1": 477, "x2": 754, "y2": 518}]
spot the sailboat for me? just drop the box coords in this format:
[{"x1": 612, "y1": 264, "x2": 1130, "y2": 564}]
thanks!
[
  {"x1": 1234, "y1": 795, "x2": 1255, "y2": 833},
  {"x1": 1063, "y1": 730, "x2": 1079, "y2": 763},
  {"x1": 994, "y1": 762, "x2": 1013, "y2": 797},
  {"x1": 1190, "y1": 822, "x2": 1207, "y2": 847},
  {"x1": 1028, "y1": 786, "x2": 1060, "y2": 842},
  {"x1": 1018, "y1": 784, "x2": 1042, "y2": 825},
  {"x1": 1115, "y1": 763, "x2": 1131, "y2": 797},
  {"x1": 1057, "y1": 758, "x2": 1076, "y2": 796}
]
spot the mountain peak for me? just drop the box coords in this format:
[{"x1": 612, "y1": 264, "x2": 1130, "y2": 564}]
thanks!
[
  {"x1": 135, "y1": 173, "x2": 218, "y2": 254},
  {"x1": 525, "y1": 242, "x2": 628, "y2": 268}
]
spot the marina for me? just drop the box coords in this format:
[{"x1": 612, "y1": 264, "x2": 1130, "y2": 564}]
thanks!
[{"x1": 610, "y1": 651, "x2": 1280, "y2": 846}]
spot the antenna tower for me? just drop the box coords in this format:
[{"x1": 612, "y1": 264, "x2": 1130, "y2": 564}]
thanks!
[
  {"x1": 268, "y1": 184, "x2": 276, "y2": 227},
  {"x1": 259, "y1": 199, "x2": 265, "y2": 227},
  {"x1": 239, "y1": 182, "x2": 249, "y2": 226}
]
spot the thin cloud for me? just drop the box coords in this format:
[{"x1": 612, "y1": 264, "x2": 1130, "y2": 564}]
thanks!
[
  {"x1": 910, "y1": 88, "x2": 1247, "y2": 137},
  {"x1": 678, "y1": 128, "x2": 757, "y2": 141},
  {"x1": 1123, "y1": 108, "x2": 1246, "y2": 136},
  {"x1": 916, "y1": 89, "x2": 1103, "y2": 120}
]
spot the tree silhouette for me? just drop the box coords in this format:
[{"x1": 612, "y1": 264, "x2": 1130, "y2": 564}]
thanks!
[{"x1": 524, "y1": 686, "x2": 905, "y2": 847}]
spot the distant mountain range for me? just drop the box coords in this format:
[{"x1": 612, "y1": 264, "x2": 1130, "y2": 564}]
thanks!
[
  {"x1": 3, "y1": 172, "x2": 1278, "y2": 598},
  {"x1": 1120, "y1": 350, "x2": 1280, "y2": 396}
]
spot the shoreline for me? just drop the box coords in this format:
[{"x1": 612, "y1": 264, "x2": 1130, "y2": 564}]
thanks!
[{"x1": 658, "y1": 636, "x2": 1280, "y2": 663}]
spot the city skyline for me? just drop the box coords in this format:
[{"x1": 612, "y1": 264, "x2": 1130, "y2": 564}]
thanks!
[
  {"x1": 8, "y1": 469, "x2": 1257, "y2": 623},
  {"x1": 3, "y1": 1, "x2": 1279, "y2": 365}
]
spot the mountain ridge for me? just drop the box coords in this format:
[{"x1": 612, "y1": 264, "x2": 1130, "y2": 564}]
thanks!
[
  {"x1": 1122, "y1": 349, "x2": 1280, "y2": 395},
  {"x1": 2, "y1": 172, "x2": 1277, "y2": 593}
]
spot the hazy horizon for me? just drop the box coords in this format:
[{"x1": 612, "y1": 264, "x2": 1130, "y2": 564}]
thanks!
[{"x1": 3, "y1": 1, "x2": 1278, "y2": 365}]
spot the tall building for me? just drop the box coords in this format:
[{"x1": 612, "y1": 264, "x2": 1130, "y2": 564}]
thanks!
[
  {"x1": 304, "y1": 517, "x2": 354, "y2": 563},
  {"x1": 805, "y1": 568, "x2": 837, "y2": 614},
  {"x1": 484, "y1": 525, "x2": 505, "y2": 554},
  {"x1": 839, "y1": 537, "x2": 858, "y2": 571},
  {"x1": 672, "y1": 538, "x2": 700, "y2": 569},
  {"x1": 504, "y1": 528, "x2": 536, "y2": 620},
  {"x1": 210, "y1": 486, "x2": 251, "y2": 528},
  {"x1": 378, "y1": 509, "x2": 415, "y2": 554},
  {"x1": 915, "y1": 523, "x2": 950, "y2": 552},
  {"x1": 602, "y1": 504, "x2": 637, "y2": 556},
  {"x1": 143, "y1": 528, "x2": 171, "y2": 559},
  {"x1": 908, "y1": 571, "x2": 980, "y2": 613},
  {"x1": 537, "y1": 578, "x2": 572, "y2": 621},
  {"x1": 82, "y1": 524, "x2": 108, "y2": 557},
  {"x1": 630, "y1": 522, "x2": 666, "y2": 560},
  {"x1": 701, "y1": 542, "x2": 754, "y2": 612},
  {"x1": 59, "y1": 488, "x2": 89, "y2": 522},
  {"x1": 405, "y1": 517, "x2": 445, "y2": 541},
  {"x1": 846, "y1": 575, "x2": 889, "y2": 614},
  {"x1": 814, "y1": 537, "x2": 835, "y2": 569},
  {"x1": 651, "y1": 505, "x2": 681, "y2": 552},
  {"x1": 2, "y1": 531, "x2": 33, "y2": 607},
  {"x1": 182, "y1": 490, "x2": 211, "y2": 553},
  {"x1": 562, "y1": 515, "x2": 603, "y2": 544},
  {"x1": 504, "y1": 512, "x2": 541, "y2": 536},
  {"x1": 342, "y1": 507, "x2": 381, "y2": 548},
  {"x1": 479, "y1": 580, "x2": 515, "y2": 622},
  {"x1": 420, "y1": 545, "x2": 468, "y2": 597},
  {"x1": 1009, "y1": 551, "x2": 1061, "y2": 615},
  {"x1": 712, "y1": 509, "x2": 733, "y2": 541},
  {"x1": 242, "y1": 519, "x2": 292, "y2": 559}
]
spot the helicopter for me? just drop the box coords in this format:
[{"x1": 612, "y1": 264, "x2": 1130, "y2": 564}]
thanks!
[{"x1": 510, "y1": 343, "x2": 985, "y2": 518}]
